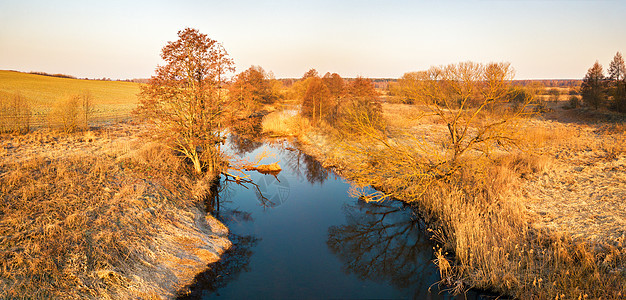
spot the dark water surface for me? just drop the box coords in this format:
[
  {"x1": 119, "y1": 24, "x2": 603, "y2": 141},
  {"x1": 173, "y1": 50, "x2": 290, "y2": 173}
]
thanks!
[{"x1": 177, "y1": 134, "x2": 484, "y2": 299}]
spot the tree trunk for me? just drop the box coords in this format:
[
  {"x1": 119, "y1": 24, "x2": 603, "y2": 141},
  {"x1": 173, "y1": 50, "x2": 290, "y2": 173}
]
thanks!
[{"x1": 191, "y1": 155, "x2": 202, "y2": 174}]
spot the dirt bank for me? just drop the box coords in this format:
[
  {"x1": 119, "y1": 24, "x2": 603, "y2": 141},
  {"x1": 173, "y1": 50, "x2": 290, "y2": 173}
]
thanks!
[{"x1": 0, "y1": 122, "x2": 231, "y2": 299}]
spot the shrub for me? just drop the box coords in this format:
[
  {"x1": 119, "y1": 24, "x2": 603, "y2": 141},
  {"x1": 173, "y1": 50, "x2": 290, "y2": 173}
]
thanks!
[
  {"x1": 334, "y1": 97, "x2": 385, "y2": 135},
  {"x1": 48, "y1": 93, "x2": 93, "y2": 133},
  {"x1": 566, "y1": 95, "x2": 581, "y2": 109},
  {"x1": 0, "y1": 91, "x2": 31, "y2": 134}
]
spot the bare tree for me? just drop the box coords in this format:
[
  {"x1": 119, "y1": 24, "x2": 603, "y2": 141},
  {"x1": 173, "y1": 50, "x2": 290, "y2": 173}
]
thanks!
[
  {"x1": 344, "y1": 62, "x2": 534, "y2": 201},
  {"x1": 135, "y1": 28, "x2": 234, "y2": 174}
]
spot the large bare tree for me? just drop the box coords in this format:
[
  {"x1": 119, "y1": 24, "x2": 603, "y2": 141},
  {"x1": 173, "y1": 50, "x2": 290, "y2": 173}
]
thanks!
[
  {"x1": 345, "y1": 62, "x2": 534, "y2": 201},
  {"x1": 136, "y1": 28, "x2": 234, "y2": 174}
]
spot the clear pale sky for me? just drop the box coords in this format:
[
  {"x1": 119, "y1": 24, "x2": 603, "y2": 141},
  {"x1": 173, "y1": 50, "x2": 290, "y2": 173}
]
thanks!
[{"x1": 1, "y1": 0, "x2": 625, "y2": 80}]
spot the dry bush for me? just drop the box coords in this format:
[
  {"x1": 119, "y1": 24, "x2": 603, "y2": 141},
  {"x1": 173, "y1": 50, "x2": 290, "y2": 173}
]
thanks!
[
  {"x1": 0, "y1": 91, "x2": 31, "y2": 134},
  {"x1": 0, "y1": 134, "x2": 230, "y2": 299},
  {"x1": 48, "y1": 93, "x2": 92, "y2": 133}
]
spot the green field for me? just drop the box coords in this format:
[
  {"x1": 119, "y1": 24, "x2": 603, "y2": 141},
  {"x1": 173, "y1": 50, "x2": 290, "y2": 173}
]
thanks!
[{"x1": 0, "y1": 70, "x2": 141, "y2": 124}]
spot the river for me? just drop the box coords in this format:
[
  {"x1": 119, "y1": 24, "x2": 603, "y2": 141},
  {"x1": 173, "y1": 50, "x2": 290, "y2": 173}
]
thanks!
[{"x1": 176, "y1": 130, "x2": 488, "y2": 299}]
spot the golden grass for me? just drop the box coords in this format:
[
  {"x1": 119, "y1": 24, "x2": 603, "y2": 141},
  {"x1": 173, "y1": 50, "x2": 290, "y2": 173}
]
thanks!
[
  {"x1": 261, "y1": 110, "x2": 311, "y2": 137},
  {"x1": 297, "y1": 103, "x2": 626, "y2": 299},
  {"x1": 0, "y1": 70, "x2": 140, "y2": 126},
  {"x1": 0, "y1": 123, "x2": 230, "y2": 299}
]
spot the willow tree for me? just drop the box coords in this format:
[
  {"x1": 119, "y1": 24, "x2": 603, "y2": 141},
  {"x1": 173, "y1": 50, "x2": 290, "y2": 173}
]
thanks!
[{"x1": 136, "y1": 28, "x2": 234, "y2": 174}]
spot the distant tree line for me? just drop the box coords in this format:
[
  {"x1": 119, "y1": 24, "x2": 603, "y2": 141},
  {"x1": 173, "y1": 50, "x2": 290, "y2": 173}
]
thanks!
[{"x1": 28, "y1": 71, "x2": 77, "y2": 79}]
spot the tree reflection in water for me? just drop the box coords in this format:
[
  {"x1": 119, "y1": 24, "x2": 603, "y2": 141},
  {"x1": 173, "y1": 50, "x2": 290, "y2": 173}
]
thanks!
[
  {"x1": 176, "y1": 234, "x2": 259, "y2": 299},
  {"x1": 228, "y1": 116, "x2": 264, "y2": 156},
  {"x1": 327, "y1": 200, "x2": 437, "y2": 294},
  {"x1": 281, "y1": 147, "x2": 330, "y2": 185}
]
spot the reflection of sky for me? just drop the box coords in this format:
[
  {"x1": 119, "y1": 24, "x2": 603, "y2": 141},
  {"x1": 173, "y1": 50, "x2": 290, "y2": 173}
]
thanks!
[{"x1": 1, "y1": 1, "x2": 625, "y2": 79}]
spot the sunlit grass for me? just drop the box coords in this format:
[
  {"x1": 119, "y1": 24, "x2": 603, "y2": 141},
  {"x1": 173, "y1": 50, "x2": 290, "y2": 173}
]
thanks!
[
  {"x1": 297, "y1": 103, "x2": 626, "y2": 299},
  {"x1": 0, "y1": 125, "x2": 230, "y2": 298},
  {"x1": 0, "y1": 70, "x2": 140, "y2": 122},
  {"x1": 261, "y1": 110, "x2": 311, "y2": 137}
]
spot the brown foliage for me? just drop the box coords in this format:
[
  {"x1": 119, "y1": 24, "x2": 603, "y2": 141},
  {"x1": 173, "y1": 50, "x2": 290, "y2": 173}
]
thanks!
[
  {"x1": 229, "y1": 65, "x2": 281, "y2": 114},
  {"x1": 301, "y1": 77, "x2": 332, "y2": 122},
  {"x1": 135, "y1": 28, "x2": 234, "y2": 174},
  {"x1": 322, "y1": 72, "x2": 344, "y2": 99},
  {"x1": 301, "y1": 68, "x2": 319, "y2": 80},
  {"x1": 346, "y1": 76, "x2": 378, "y2": 98}
]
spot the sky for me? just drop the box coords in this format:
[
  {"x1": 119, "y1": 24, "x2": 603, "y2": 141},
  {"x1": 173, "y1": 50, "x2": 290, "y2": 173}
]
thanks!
[{"x1": 1, "y1": 0, "x2": 625, "y2": 80}]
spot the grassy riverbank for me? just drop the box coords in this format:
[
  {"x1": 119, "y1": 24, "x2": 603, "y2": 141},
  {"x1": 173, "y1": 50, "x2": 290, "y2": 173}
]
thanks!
[
  {"x1": 263, "y1": 103, "x2": 626, "y2": 299},
  {"x1": 0, "y1": 122, "x2": 230, "y2": 298}
]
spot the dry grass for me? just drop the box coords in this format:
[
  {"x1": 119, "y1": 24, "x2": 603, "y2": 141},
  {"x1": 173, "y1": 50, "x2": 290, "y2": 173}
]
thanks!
[
  {"x1": 0, "y1": 123, "x2": 230, "y2": 299},
  {"x1": 297, "y1": 103, "x2": 626, "y2": 299},
  {"x1": 261, "y1": 110, "x2": 311, "y2": 137}
]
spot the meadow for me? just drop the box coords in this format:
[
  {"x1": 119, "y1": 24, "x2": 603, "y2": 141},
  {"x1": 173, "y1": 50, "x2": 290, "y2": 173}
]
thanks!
[
  {"x1": 0, "y1": 71, "x2": 233, "y2": 298},
  {"x1": 0, "y1": 70, "x2": 140, "y2": 127}
]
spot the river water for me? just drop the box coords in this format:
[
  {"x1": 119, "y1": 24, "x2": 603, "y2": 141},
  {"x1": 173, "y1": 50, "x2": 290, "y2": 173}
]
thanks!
[{"x1": 177, "y1": 132, "x2": 486, "y2": 299}]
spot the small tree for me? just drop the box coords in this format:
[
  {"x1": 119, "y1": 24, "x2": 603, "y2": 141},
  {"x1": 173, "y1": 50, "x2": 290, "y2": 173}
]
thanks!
[
  {"x1": 81, "y1": 91, "x2": 93, "y2": 129},
  {"x1": 581, "y1": 61, "x2": 606, "y2": 110},
  {"x1": 50, "y1": 95, "x2": 81, "y2": 133},
  {"x1": 337, "y1": 77, "x2": 384, "y2": 134},
  {"x1": 395, "y1": 72, "x2": 423, "y2": 104},
  {"x1": 608, "y1": 52, "x2": 626, "y2": 112},
  {"x1": 608, "y1": 52, "x2": 625, "y2": 81},
  {"x1": 135, "y1": 28, "x2": 234, "y2": 174}
]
